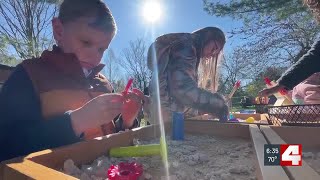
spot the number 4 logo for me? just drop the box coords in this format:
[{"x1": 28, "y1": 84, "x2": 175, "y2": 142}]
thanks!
[{"x1": 280, "y1": 144, "x2": 302, "y2": 166}]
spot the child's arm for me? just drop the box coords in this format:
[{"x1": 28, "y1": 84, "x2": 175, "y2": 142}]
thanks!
[
  {"x1": 0, "y1": 65, "x2": 81, "y2": 161},
  {"x1": 167, "y1": 42, "x2": 228, "y2": 121},
  {"x1": 277, "y1": 39, "x2": 320, "y2": 89}
]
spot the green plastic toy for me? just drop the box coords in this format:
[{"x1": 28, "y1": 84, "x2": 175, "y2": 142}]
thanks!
[{"x1": 109, "y1": 136, "x2": 168, "y2": 164}]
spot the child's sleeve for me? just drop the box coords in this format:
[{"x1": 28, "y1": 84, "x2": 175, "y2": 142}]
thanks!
[
  {"x1": 277, "y1": 39, "x2": 320, "y2": 89},
  {"x1": 0, "y1": 65, "x2": 81, "y2": 161}
]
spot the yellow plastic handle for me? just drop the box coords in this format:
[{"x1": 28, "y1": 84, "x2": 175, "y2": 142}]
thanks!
[{"x1": 109, "y1": 144, "x2": 161, "y2": 157}]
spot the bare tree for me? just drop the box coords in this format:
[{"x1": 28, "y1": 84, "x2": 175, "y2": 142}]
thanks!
[
  {"x1": 230, "y1": 12, "x2": 319, "y2": 67},
  {"x1": 218, "y1": 47, "x2": 289, "y2": 97},
  {"x1": 119, "y1": 38, "x2": 151, "y2": 91},
  {"x1": 103, "y1": 48, "x2": 128, "y2": 92},
  {"x1": 221, "y1": 49, "x2": 248, "y2": 84},
  {"x1": 0, "y1": 0, "x2": 59, "y2": 60},
  {"x1": 204, "y1": 0, "x2": 319, "y2": 76},
  {"x1": 104, "y1": 48, "x2": 119, "y2": 82},
  {"x1": 112, "y1": 78, "x2": 126, "y2": 92},
  {"x1": 217, "y1": 48, "x2": 248, "y2": 94}
]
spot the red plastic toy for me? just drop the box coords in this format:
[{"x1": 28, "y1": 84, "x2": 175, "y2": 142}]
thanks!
[
  {"x1": 108, "y1": 162, "x2": 143, "y2": 180},
  {"x1": 122, "y1": 78, "x2": 134, "y2": 95}
]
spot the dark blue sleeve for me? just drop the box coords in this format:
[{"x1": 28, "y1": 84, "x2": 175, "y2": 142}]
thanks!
[
  {"x1": 277, "y1": 39, "x2": 320, "y2": 89},
  {"x1": 0, "y1": 65, "x2": 81, "y2": 162}
]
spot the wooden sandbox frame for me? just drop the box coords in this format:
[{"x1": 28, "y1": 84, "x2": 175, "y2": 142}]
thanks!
[
  {"x1": 260, "y1": 125, "x2": 320, "y2": 180},
  {"x1": 0, "y1": 119, "x2": 310, "y2": 180}
]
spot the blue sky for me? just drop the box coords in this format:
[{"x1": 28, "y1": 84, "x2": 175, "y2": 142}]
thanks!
[
  {"x1": 105, "y1": 0, "x2": 243, "y2": 57},
  {"x1": 0, "y1": 0, "x2": 244, "y2": 79}
]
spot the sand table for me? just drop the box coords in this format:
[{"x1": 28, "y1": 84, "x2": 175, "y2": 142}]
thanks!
[
  {"x1": 303, "y1": 152, "x2": 320, "y2": 174},
  {"x1": 63, "y1": 135, "x2": 256, "y2": 180}
]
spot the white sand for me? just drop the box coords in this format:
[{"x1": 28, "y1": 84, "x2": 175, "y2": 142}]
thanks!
[{"x1": 63, "y1": 135, "x2": 256, "y2": 180}]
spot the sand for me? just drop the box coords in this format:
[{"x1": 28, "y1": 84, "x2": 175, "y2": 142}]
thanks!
[{"x1": 63, "y1": 134, "x2": 256, "y2": 180}]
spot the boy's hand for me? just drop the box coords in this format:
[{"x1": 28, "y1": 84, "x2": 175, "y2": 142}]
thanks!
[
  {"x1": 121, "y1": 88, "x2": 144, "y2": 128},
  {"x1": 70, "y1": 93, "x2": 124, "y2": 136}
]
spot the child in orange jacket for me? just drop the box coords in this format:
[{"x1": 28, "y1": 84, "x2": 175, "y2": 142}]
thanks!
[{"x1": 0, "y1": 0, "x2": 144, "y2": 162}]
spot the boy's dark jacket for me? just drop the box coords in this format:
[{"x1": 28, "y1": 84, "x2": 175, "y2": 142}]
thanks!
[{"x1": 0, "y1": 46, "x2": 138, "y2": 162}]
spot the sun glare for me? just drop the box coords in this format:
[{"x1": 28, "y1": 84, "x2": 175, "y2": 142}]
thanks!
[{"x1": 143, "y1": 1, "x2": 162, "y2": 23}]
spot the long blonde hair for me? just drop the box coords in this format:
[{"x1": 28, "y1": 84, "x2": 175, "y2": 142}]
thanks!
[
  {"x1": 198, "y1": 51, "x2": 224, "y2": 92},
  {"x1": 192, "y1": 27, "x2": 226, "y2": 93}
]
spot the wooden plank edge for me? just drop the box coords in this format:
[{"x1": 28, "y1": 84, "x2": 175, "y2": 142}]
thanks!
[
  {"x1": 1, "y1": 159, "x2": 76, "y2": 180},
  {"x1": 260, "y1": 125, "x2": 320, "y2": 180},
  {"x1": 249, "y1": 124, "x2": 289, "y2": 180}
]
